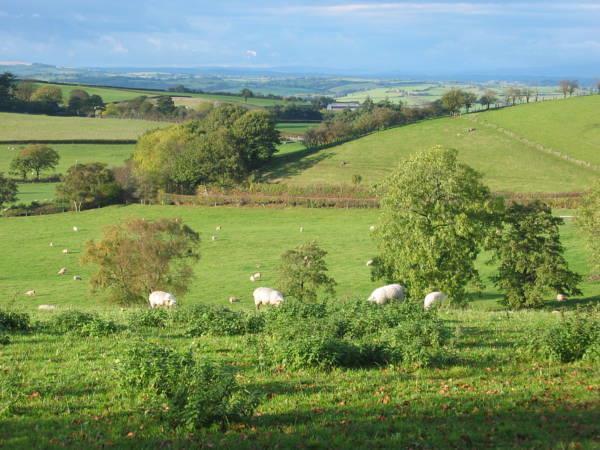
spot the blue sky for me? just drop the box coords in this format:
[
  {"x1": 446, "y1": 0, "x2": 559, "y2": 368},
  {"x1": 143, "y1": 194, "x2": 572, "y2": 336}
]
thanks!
[{"x1": 1, "y1": 1, "x2": 599, "y2": 76}]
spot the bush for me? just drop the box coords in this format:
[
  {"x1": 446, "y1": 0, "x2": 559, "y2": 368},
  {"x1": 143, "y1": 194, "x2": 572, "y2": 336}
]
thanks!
[
  {"x1": 119, "y1": 342, "x2": 259, "y2": 430},
  {"x1": 46, "y1": 310, "x2": 119, "y2": 336},
  {"x1": 128, "y1": 308, "x2": 171, "y2": 329},
  {"x1": 540, "y1": 310, "x2": 599, "y2": 362},
  {"x1": 180, "y1": 305, "x2": 264, "y2": 337},
  {"x1": 0, "y1": 309, "x2": 31, "y2": 332},
  {"x1": 0, "y1": 335, "x2": 10, "y2": 345}
]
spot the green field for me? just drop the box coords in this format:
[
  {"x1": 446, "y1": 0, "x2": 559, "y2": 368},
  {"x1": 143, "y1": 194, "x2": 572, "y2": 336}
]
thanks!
[
  {"x1": 275, "y1": 122, "x2": 318, "y2": 135},
  {"x1": 264, "y1": 101, "x2": 600, "y2": 192},
  {"x1": 0, "y1": 205, "x2": 597, "y2": 312},
  {"x1": 0, "y1": 112, "x2": 167, "y2": 141}
]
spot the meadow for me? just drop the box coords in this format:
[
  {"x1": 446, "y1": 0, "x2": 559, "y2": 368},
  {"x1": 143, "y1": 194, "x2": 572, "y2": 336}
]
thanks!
[
  {"x1": 264, "y1": 108, "x2": 600, "y2": 192},
  {"x1": 0, "y1": 112, "x2": 167, "y2": 141}
]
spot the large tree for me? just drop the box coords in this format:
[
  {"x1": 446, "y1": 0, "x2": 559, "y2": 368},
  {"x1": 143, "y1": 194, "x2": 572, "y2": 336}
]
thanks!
[
  {"x1": 372, "y1": 146, "x2": 500, "y2": 305},
  {"x1": 441, "y1": 88, "x2": 465, "y2": 114},
  {"x1": 578, "y1": 181, "x2": 600, "y2": 276},
  {"x1": 559, "y1": 80, "x2": 570, "y2": 98},
  {"x1": 232, "y1": 109, "x2": 280, "y2": 168},
  {"x1": 462, "y1": 92, "x2": 478, "y2": 113},
  {"x1": 489, "y1": 201, "x2": 581, "y2": 308},
  {"x1": 479, "y1": 90, "x2": 497, "y2": 110},
  {"x1": 14, "y1": 81, "x2": 36, "y2": 102},
  {"x1": 31, "y1": 85, "x2": 63, "y2": 106},
  {"x1": 0, "y1": 173, "x2": 18, "y2": 208},
  {"x1": 9, "y1": 144, "x2": 59, "y2": 180},
  {"x1": 0, "y1": 72, "x2": 16, "y2": 109},
  {"x1": 56, "y1": 163, "x2": 122, "y2": 211},
  {"x1": 240, "y1": 88, "x2": 254, "y2": 103},
  {"x1": 82, "y1": 218, "x2": 200, "y2": 304}
]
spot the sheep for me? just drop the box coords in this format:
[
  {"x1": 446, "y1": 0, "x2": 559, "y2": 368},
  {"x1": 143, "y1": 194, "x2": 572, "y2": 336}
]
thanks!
[
  {"x1": 215, "y1": 225, "x2": 221, "y2": 231},
  {"x1": 556, "y1": 294, "x2": 568, "y2": 302},
  {"x1": 73, "y1": 275, "x2": 82, "y2": 281},
  {"x1": 367, "y1": 284, "x2": 405, "y2": 305},
  {"x1": 253, "y1": 287, "x2": 284, "y2": 309},
  {"x1": 211, "y1": 235, "x2": 217, "y2": 241},
  {"x1": 366, "y1": 259, "x2": 374, "y2": 267},
  {"x1": 49, "y1": 242, "x2": 54, "y2": 247},
  {"x1": 424, "y1": 291, "x2": 447, "y2": 309},
  {"x1": 72, "y1": 226, "x2": 79, "y2": 232},
  {"x1": 250, "y1": 275, "x2": 256, "y2": 282},
  {"x1": 369, "y1": 225, "x2": 376, "y2": 232},
  {"x1": 229, "y1": 296, "x2": 240, "y2": 303},
  {"x1": 62, "y1": 249, "x2": 69, "y2": 254},
  {"x1": 38, "y1": 304, "x2": 56, "y2": 311},
  {"x1": 299, "y1": 226, "x2": 304, "y2": 233},
  {"x1": 24, "y1": 290, "x2": 36, "y2": 297},
  {"x1": 148, "y1": 291, "x2": 177, "y2": 308},
  {"x1": 252, "y1": 272, "x2": 261, "y2": 280},
  {"x1": 57, "y1": 267, "x2": 67, "y2": 275}
]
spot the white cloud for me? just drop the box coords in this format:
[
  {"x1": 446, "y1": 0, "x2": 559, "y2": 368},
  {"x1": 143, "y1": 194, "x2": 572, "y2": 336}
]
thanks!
[{"x1": 245, "y1": 49, "x2": 257, "y2": 57}]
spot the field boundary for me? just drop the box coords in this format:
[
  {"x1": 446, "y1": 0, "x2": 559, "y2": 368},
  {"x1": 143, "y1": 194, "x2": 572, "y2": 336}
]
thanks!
[{"x1": 0, "y1": 139, "x2": 137, "y2": 144}]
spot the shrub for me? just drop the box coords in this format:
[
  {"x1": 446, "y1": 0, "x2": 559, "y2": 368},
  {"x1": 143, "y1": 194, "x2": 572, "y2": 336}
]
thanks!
[
  {"x1": 119, "y1": 342, "x2": 259, "y2": 430},
  {"x1": 0, "y1": 309, "x2": 31, "y2": 332},
  {"x1": 128, "y1": 308, "x2": 171, "y2": 329},
  {"x1": 540, "y1": 310, "x2": 599, "y2": 362},
  {"x1": 46, "y1": 310, "x2": 119, "y2": 336},
  {"x1": 0, "y1": 335, "x2": 10, "y2": 345},
  {"x1": 178, "y1": 305, "x2": 264, "y2": 337}
]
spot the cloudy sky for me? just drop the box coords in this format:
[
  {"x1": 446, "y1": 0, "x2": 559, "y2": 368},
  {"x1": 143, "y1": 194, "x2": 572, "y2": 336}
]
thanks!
[{"x1": 1, "y1": 1, "x2": 599, "y2": 75}]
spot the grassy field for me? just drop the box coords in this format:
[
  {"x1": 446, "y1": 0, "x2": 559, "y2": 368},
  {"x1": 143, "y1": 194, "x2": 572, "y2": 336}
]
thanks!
[
  {"x1": 472, "y1": 95, "x2": 600, "y2": 167},
  {"x1": 276, "y1": 122, "x2": 318, "y2": 135},
  {"x1": 0, "y1": 205, "x2": 597, "y2": 313},
  {"x1": 0, "y1": 113, "x2": 167, "y2": 141},
  {"x1": 263, "y1": 113, "x2": 599, "y2": 192}
]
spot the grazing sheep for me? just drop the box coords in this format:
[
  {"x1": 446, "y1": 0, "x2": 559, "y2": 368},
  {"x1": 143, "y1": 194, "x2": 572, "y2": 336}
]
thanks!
[
  {"x1": 252, "y1": 272, "x2": 262, "y2": 280},
  {"x1": 299, "y1": 226, "x2": 304, "y2": 233},
  {"x1": 24, "y1": 290, "x2": 36, "y2": 297},
  {"x1": 148, "y1": 291, "x2": 177, "y2": 308},
  {"x1": 62, "y1": 249, "x2": 69, "y2": 254},
  {"x1": 73, "y1": 275, "x2": 82, "y2": 281},
  {"x1": 72, "y1": 226, "x2": 79, "y2": 232},
  {"x1": 367, "y1": 284, "x2": 405, "y2": 305},
  {"x1": 253, "y1": 287, "x2": 284, "y2": 309},
  {"x1": 229, "y1": 296, "x2": 240, "y2": 303},
  {"x1": 57, "y1": 267, "x2": 67, "y2": 275},
  {"x1": 556, "y1": 294, "x2": 568, "y2": 302},
  {"x1": 369, "y1": 225, "x2": 376, "y2": 232},
  {"x1": 250, "y1": 275, "x2": 256, "y2": 282},
  {"x1": 211, "y1": 235, "x2": 217, "y2": 241},
  {"x1": 216, "y1": 225, "x2": 221, "y2": 231},
  {"x1": 366, "y1": 259, "x2": 374, "y2": 267},
  {"x1": 38, "y1": 304, "x2": 56, "y2": 311},
  {"x1": 424, "y1": 291, "x2": 447, "y2": 309},
  {"x1": 49, "y1": 242, "x2": 54, "y2": 247}
]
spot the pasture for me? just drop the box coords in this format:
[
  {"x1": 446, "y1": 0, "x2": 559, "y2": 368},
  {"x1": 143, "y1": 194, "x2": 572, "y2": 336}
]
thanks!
[
  {"x1": 0, "y1": 113, "x2": 167, "y2": 141},
  {"x1": 1, "y1": 205, "x2": 597, "y2": 313},
  {"x1": 264, "y1": 114, "x2": 599, "y2": 192}
]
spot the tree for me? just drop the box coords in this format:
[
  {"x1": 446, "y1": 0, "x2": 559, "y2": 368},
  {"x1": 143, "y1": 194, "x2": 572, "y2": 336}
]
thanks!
[
  {"x1": 31, "y1": 85, "x2": 63, "y2": 106},
  {"x1": 489, "y1": 201, "x2": 581, "y2": 308},
  {"x1": 578, "y1": 181, "x2": 600, "y2": 276},
  {"x1": 232, "y1": 110, "x2": 280, "y2": 168},
  {"x1": 156, "y1": 96, "x2": 176, "y2": 115},
  {"x1": 441, "y1": 88, "x2": 465, "y2": 114},
  {"x1": 9, "y1": 155, "x2": 30, "y2": 180},
  {"x1": 596, "y1": 80, "x2": 600, "y2": 94},
  {"x1": 9, "y1": 144, "x2": 59, "y2": 180},
  {"x1": 522, "y1": 88, "x2": 534, "y2": 103},
  {"x1": 559, "y1": 80, "x2": 570, "y2": 98},
  {"x1": 278, "y1": 241, "x2": 336, "y2": 302},
  {"x1": 0, "y1": 172, "x2": 18, "y2": 207},
  {"x1": 462, "y1": 92, "x2": 478, "y2": 113},
  {"x1": 82, "y1": 218, "x2": 200, "y2": 304},
  {"x1": 56, "y1": 163, "x2": 122, "y2": 211},
  {"x1": 568, "y1": 80, "x2": 579, "y2": 96},
  {"x1": 479, "y1": 90, "x2": 497, "y2": 110},
  {"x1": 0, "y1": 72, "x2": 16, "y2": 109},
  {"x1": 68, "y1": 89, "x2": 90, "y2": 115},
  {"x1": 240, "y1": 88, "x2": 254, "y2": 103},
  {"x1": 372, "y1": 146, "x2": 500, "y2": 305},
  {"x1": 505, "y1": 87, "x2": 520, "y2": 106},
  {"x1": 14, "y1": 81, "x2": 36, "y2": 101}
]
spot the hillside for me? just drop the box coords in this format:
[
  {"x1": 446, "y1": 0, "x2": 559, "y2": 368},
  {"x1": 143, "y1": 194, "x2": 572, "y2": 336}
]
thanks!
[{"x1": 264, "y1": 98, "x2": 600, "y2": 192}]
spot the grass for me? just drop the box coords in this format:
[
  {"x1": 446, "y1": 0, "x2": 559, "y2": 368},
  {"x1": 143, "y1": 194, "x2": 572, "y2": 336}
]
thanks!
[
  {"x1": 13, "y1": 183, "x2": 58, "y2": 204},
  {"x1": 0, "y1": 205, "x2": 597, "y2": 313},
  {"x1": 263, "y1": 114, "x2": 600, "y2": 192},
  {"x1": 0, "y1": 112, "x2": 168, "y2": 141},
  {"x1": 472, "y1": 95, "x2": 600, "y2": 167},
  {"x1": 276, "y1": 122, "x2": 319, "y2": 135}
]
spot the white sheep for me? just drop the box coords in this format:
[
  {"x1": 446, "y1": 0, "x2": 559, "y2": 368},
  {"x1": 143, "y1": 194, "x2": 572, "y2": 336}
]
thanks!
[
  {"x1": 299, "y1": 226, "x2": 304, "y2": 232},
  {"x1": 424, "y1": 291, "x2": 447, "y2": 309},
  {"x1": 58, "y1": 267, "x2": 67, "y2": 275},
  {"x1": 49, "y1": 242, "x2": 54, "y2": 247},
  {"x1": 366, "y1": 259, "x2": 374, "y2": 266},
  {"x1": 148, "y1": 291, "x2": 177, "y2": 308},
  {"x1": 216, "y1": 225, "x2": 221, "y2": 231},
  {"x1": 211, "y1": 235, "x2": 217, "y2": 241},
  {"x1": 252, "y1": 272, "x2": 261, "y2": 280},
  {"x1": 62, "y1": 249, "x2": 69, "y2": 254},
  {"x1": 73, "y1": 226, "x2": 79, "y2": 232},
  {"x1": 367, "y1": 284, "x2": 405, "y2": 305},
  {"x1": 369, "y1": 225, "x2": 376, "y2": 232},
  {"x1": 38, "y1": 304, "x2": 56, "y2": 311},
  {"x1": 556, "y1": 294, "x2": 568, "y2": 302},
  {"x1": 253, "y1": 287, "x2": 284, "y2": 309},
  {"x1": 250, "y1": 275, "x2": 256, "y2": 282},
  {"x1": 73, "y1": 275, "x2": 82, "y2": 281},
  {"x1": 24, "y1": 290, "x2": 36, "y2": 297},
  {"x1": 229, "y1": 296, "x2": 240, "y2": 303}
]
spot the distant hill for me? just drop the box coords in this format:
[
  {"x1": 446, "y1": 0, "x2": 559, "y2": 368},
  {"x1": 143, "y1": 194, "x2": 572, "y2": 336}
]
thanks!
[{"x1": 263, "y1": 96, "x2": 600, "y2": 193}]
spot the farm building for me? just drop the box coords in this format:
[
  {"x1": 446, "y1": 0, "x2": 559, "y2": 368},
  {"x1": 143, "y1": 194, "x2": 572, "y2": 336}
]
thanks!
[{"x1": 327, "y1": 102, "x2": 360, "y2": 112}]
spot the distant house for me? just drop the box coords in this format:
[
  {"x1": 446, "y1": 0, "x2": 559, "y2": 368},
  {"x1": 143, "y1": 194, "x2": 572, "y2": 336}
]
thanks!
[{"x1": 326, "y1": 102, "x2": 360, "y2": 112}]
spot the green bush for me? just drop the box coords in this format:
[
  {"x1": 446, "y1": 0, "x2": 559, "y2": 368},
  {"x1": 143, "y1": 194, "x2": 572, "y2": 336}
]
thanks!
[
  {"x1": 541, "y1": 310, "x2": 599, "y2": 362},
  {"x1": 0, "y1": 335, "x2": 10, "y2": 345},
  {"x1": 0, "y1": 309, "x2": 31, "y2": 332},
  {"x1": 128, "y1": 308, "x2": 171, "y2": 329},
  {"x1": 46, "y1": 310, "x2": 119, "y2": 336},
  {"x1": 181, "y1": 305, "x2": 264, "y2": 337},
  {"x1": 119, "y1": 342, "x2": 259, "y2": 430}
]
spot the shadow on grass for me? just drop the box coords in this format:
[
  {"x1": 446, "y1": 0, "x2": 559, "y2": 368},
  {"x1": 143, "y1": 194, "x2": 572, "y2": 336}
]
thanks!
[{"x1": 260, "y1": 147, "x2": 335, "y2": 181}]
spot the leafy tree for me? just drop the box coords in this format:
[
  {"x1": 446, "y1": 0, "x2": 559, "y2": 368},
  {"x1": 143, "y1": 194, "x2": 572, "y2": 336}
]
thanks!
[
  {"x1": 31, "y1": 85, "x2": 63, "y2": 106},
  {"x1": 462, "y1": 92, "x2": 478, "y2": 113},
  {"x1": 56, "y1": 163, "x2": 122, "y2": 211},
  {"x1": 232, "y1": 110, "x2": 280, "y2": 168},
  {"x1": 278, "y1": 241, "x2": 336, "y2": 302},
  {"x1": 0, "y1": 173, "x2": 18, "y2": 207},
  {"x1": 489, "y1": 202, "x2": 581, "y2": 308},
  {"x1": 0, "y1": 72, "x2": 16, "y2": 109},
  {"x1": 505, "y1": 87, "x2": 521, "y2": 106},
  {"x1": 361, "y1": 96, "x2": 375, "y2": 112},
  {"x1": 522, "y1": 88, "x2": 534, "y2": 103},
  {"x1": 373, "y1": 146, "x2": 500, "y2": 305},
  {"x1": 156, "y1": 96, "x2": 176, "y2": 115},
  {"x1": 479, "y1": 90, "x2": 497, "y2": 110},
  {"x1": 82, "y1": 218, "x2": 200, "y2": 304},
  {"x1": 9, "y1": 144, "x2": 59, "y2": 180},
  {"x1": 568, "y1": 80, "x2": 579, "y2": 96},
  {"x1": 559, "y1": 80, "x2": 570, "y2": 98},
  {"x1": 240, "y1": 88, "x2": 254, "y2": 103},
  {"x1": 14, "y1": 81, "x2": 36, "y2": 101},
  {"x1": 441, "y1": 88, "x2": 465, "y2": 114},
  {"x1": 578, "y1": 181, "x2": 600, "y2": 276}
]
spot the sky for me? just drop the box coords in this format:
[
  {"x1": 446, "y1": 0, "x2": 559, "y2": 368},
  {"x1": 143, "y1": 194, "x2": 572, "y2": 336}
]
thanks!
[{"x1": 1, "y1": 0, "x2": 599, "y2": 76}]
